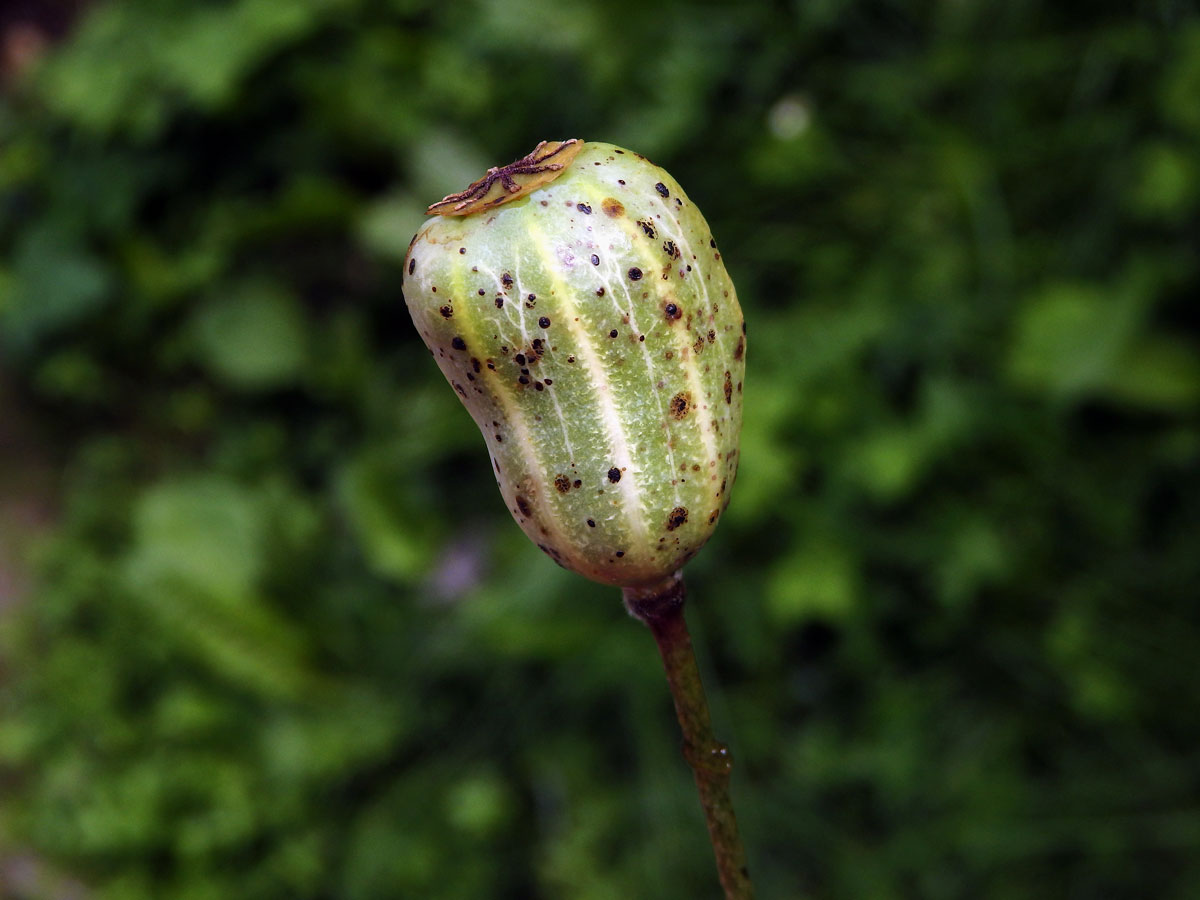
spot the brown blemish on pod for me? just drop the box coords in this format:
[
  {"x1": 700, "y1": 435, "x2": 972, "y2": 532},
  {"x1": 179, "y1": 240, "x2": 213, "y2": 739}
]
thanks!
[
  {"x1": 663, "y1": 301, "x2": 682, "y2": 323},
  {"x1": 666, "y1": 507, "x2": 689, "y2": 531},
  {"x1": 516, "y1": 495, "x2": 533, "y2": 517},
  {"x1": 669, "y1": 392, "x2": 692, "y2": 419},
  {"x1": 602, "y1": 198, "x2": 624, "y2": 217},
  {"x1": 607, "y1": 467, "x2": 622, "y2": 483},
  {"x1": 724, "y1": 370, "x2": 733, "y2": 403},
  {"x1": 734, "y1": 336, "x2": 745, "y2": 360},
  {"x1": 451, "y1": 336, "x2": 467, "y2": 351},
  {"x1": 555, "y1": 475, "x2": 571, "y2": 493},
  {"x1": 439, "y1": 305, "x2": 453, "y2": 318}
]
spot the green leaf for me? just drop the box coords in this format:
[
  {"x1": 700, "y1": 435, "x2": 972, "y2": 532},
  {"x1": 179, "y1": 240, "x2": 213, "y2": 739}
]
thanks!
[{"x1": 191, "y1": 283, "x2": 309, "y2": 390}]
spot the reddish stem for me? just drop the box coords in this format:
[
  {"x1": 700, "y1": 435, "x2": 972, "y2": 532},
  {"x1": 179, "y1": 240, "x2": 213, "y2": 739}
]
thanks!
[{"x1": 624, "y1": 573, "x2": 754, "y2": 900}]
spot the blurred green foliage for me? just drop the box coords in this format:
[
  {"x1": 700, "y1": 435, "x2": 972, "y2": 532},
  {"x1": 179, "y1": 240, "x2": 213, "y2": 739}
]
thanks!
[{"x1": 2, "y1": 1, "x2": 1200, "y2": 898}]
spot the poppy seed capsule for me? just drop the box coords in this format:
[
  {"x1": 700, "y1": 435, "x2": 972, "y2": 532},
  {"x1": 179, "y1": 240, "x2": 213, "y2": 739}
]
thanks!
[{"x1": 403, "y1": 140, "x2": 745, "y2": 588}]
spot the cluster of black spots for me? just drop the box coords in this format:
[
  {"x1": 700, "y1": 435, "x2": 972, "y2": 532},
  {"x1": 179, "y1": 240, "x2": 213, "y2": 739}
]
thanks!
[
  {"x1": 666, "y1": 507, "x2": 689, "y2": 531},
  {"x1": 669, "y1": 392, "x2": 692, "y2": 419},
  {"x1": 591, "y1": 254, "x2": 600, "y2": 266},
  {"x1": 439, "y1": 305, "x2": 453, "y2": 318},
  {"x1": 607, "y1": 467, "x2": 622, "y2": 483},
  {"x1": 451, "y1": 336, "x2": 467, "y2": 351},
  {"x1": 663, "y1": 240, "x2": 679, "y2": 259},
  {"x1": 525, "y1": 294, "x2": 537, "y2": 308},
  {"x1": 707, "y1": 329, "x2": 716, "y2": 343},
  {"x1": 637, "y1": 220, "x2": 656, "y2": 239},
  {"x1": 654, "y1": 182, "x2": 670, "y2": 198},
  {"x1": 577, "y1": 202, "x2": 592, "y2": 214},
  {"x1": 724, "y1": 370, "x2": 733, "y2": 403},
  {"x1": 502, "y1": 273, "x2": 514, "y2": 288},
  {"x1": 555, "y1": 475, "x2": 571, "y2": 493},
  {"x1": 539, "y1": 316, "x2": 551, "y2": 328},
  {"x1": 628, "y1": 267, "x2": 643, "y2": 281}
]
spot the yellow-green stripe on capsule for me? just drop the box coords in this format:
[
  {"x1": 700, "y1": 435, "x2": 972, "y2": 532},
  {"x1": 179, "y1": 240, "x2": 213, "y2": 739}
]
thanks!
[{"x1": 403, "y1": 140, "x2": 745, "y2": 588}]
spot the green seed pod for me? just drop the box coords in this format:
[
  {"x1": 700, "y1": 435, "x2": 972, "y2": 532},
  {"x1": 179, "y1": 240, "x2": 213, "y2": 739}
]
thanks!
[{"x1": 403, "y1": 140, "x2": 745, "y2": 588}]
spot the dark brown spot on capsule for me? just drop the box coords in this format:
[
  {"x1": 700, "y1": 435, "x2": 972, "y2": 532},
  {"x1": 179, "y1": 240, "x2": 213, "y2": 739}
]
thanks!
[
  {"x1": 471, "y1": 357, "x2": 481, "y2": 373},
  {"x1": 502, "y1": 273, "x2": 513, "y2": 288},
  {"x1": 587, "y1": 518, "x2": 596, "y2": 527},
  {"x1": 495, "y1": 296, "x2": 504, "y2": 308},
  {"x1": 539, "y1": 316, "x2": 551, "y2": 328},
  {"x1": 518, "y1": 375, "x2": 530, "y2": 385},
  {"x1": 609, "y1": 329, "x2": 618, "y2": 338},
  {"x1": 707, "y1": 329, "x2": 716, "y2": 343},
  {"x1": 577, "y1": 202, "x2": 592, "y2": 214},
  {"x1": 669, "y1": 392, "x2": 692, "y2": 419},
  {"x1": 525, "y1": 294, "x2": 536, "y2": 308},
  {"x1": 733, "y1": 336, "x2": 745, "y2": 360},
  {"x1": 451, "y1": 336, "x2": 466, "y2": 351},
  {"x1": 607, "y1": 467, "x2": 621, "y2": 483},
  {"x1": 514, "y1": 353, "x2": 526, "y2": 365},
  {"x1": 615, "y1": 550, "x2": 625, "y2": 557},
  {"x1": 637, "y1": 220, "x2": 656, "y2": 239},
  {"x1": 408, "y1": 258, "x2": 416, "y2": 275},
  {"x1": 602, "y1": 198, "x2": 624, "y2": 217},
  {"x1": 459, "y1": 247, "x2": 466, "y2": 254},
  {"x1": 724, "y1": 370, "x2": 733, "y2": 403},
  {"x1": 534, "y1": 382, "x2": 544, "y2": 391},
  {"x1": 628, "y1": 267, "x2": 643, "y2": 281},
  {"x1": 709, "y1": 238, "x2": 717, "y2": 249},
  {"x1": 591, "y1": 254, "x2": 600, "y2": 266},
  {"x1": 654, "y1": 182, "x2": 669, "y2": 198},
  {"x1": 664, "y1": 302, "x2": 681, "y2": 322},
  {"x1": 439, "y1": 305, "x2": 453, "y2": 318},
  {"x1": 596, "y1": 287, "x2": 606, "y2": 296},
  {"x1": 663, "y1": 240, "x2": 679, "y2": 259},
  {"x1": 666, "y1": 507, "x2": 689, "y2": 531},
  {"x1": 573, "y1": 479, "x2": 581, "y2": 488},
  {"x1": 555, "y1": 475, "x2": 570, "y2": 493}
]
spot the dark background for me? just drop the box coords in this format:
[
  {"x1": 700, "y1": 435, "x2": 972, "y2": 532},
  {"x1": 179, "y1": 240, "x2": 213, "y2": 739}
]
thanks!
[{"x1": 2, "y1": 1, "x2": 1199, "y2": 898}]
